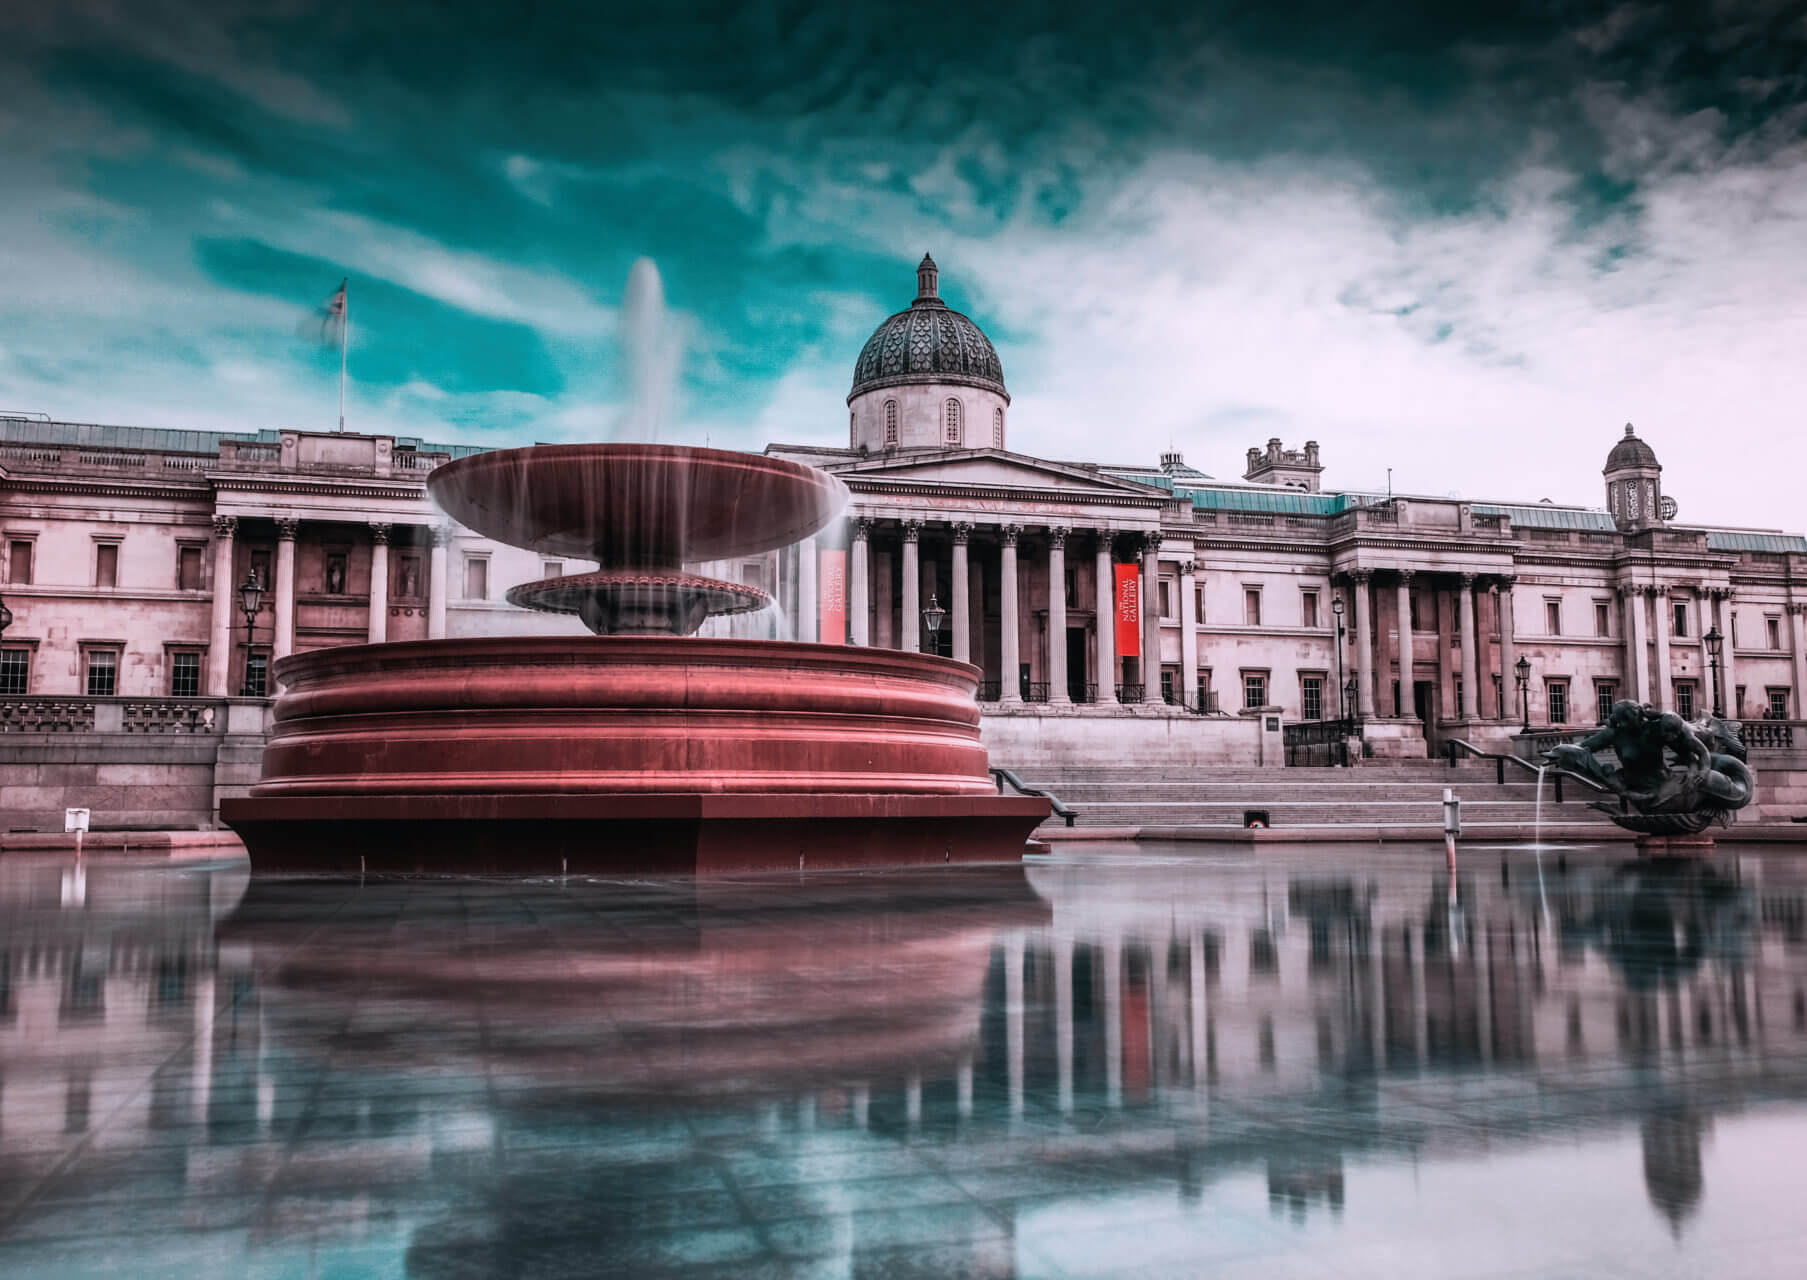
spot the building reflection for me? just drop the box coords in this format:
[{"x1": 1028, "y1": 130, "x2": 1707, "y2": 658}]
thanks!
[{"x1": 2, "y1": 851, "x2": 1806, "y2": 1273}]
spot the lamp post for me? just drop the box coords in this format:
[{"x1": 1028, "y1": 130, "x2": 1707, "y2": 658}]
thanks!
[
  {"x1": 1705, "y1": 625, "x2": 1724, "y2": 717},
  {"x1": 237, "y1": 571, "x2": 265, "y2": 697},
  {"x1": 1514, "y1": 655, "x2": 1532, "y2": 733},
  {"x1": 921, "y1": 592, "x2": 945, "y2": 655},
  {"x1": 1331, "y1": 594, "x2": 1347, "y2": 723}
]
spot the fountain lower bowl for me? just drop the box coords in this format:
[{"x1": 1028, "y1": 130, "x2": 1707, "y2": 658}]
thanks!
[{"x1": 220, "y1": 636, "x2": 1048, "y2": 873}]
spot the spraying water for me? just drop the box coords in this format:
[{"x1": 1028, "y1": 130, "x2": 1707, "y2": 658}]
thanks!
[
  {"x1": 616, "y1": 258, "x2": 680, "y2": 443},
  {"x1": 1533, "y1": 764, "x2": 1551, "y2": 927}
]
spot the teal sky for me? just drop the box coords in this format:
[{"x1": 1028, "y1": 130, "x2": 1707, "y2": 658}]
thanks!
[{"x1": 3, "y1": 1, "x2": 1805, "y2": 522}]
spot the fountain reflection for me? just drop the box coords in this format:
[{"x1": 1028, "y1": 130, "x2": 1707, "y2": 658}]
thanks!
[{"x1": 4, "y1": 849, "x2": 1807, "y2": 1276}]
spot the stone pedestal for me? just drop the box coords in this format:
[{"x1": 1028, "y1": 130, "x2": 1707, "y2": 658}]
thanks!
[{"x1": 1635, "y1": 834, "x2": 1716, "y2": 858}]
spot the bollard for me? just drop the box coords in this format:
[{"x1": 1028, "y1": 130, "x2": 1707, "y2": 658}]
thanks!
[{"x1": 1443, "y1": 787, "x2": 1462, "y2": 873}]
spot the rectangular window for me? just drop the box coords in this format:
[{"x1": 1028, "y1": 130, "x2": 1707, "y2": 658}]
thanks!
[
  {"x1": 1494, "y1": 674, "x2": 1506, "y2": 719},
  {"x1": 1065, "y1": 566, "x2": 1079, "y2": 609},
  {"x1": 1301, "y1": 676, "x2": 1323, "y2": 721},
  {"x1": 1730, "y1": 612, "x2": 1740, "y2": 648},
  {"x1": 1301, "y1": 590, "x2": 1319, "y2": 629},
  {"x1": 323, "y1": 550, "x2": 349, "y2": 595},
  {"x1": 1243, "y1": 672, "x2": 1268, "y2": 710},
  {"x1": 741, "y1": 562, "x2": 764, "y2": 590},
  {"x1": 1545, "y1": 599, "x2": 1561, "y2": 636},
  {"x1": 7, "y1": 539, "x2": 33, "y2": 585},
  {"x1": 0, "y1": 646, "x2": 29, "y2": 695},
  {"x1": 169, "y1": 652, "x2": 201, "y2": 698},
  {"x1": 1454, "y1": 676, "x2": 1464, "y2": 714},
  {"x1": 1546, "y1": 680, "x2": 1568, "y2": 725},
  {"x1": 94, "y1": 542, "x2": 119, "y2": 589},
  {"x1": 1594, "y1": 601, "x2": 1611, "y2": 637},
  {"x1": 1595, "y1": 681, "x2": 1617, "y2": 724},
  {"x1": 541, "y1": 560, "x2": 564, "y2": 579},
  {"x1": 463, "y1": 556, "x2": 489, "y2": 600},
  {"x1": 1672, "y1": 601, "x2": 1688, "y2": 638},
  {"x1": 177, "y1": 545, "x2": 204, "y2": 591},
  {"x1": 1158, "y1": 578, "x2": 1175, "y2": 621},
  {"x1": 1159, "y1": 669, "x2": 1175, "y2": 702},
  {"x1": 1197, "y1": 673, "x2": 1212, "y2": 713},
  {"x1": 1409, "y1": 592, "x2": 1422, "y2": 632},
  {"x1": 1244, "y1": 587, "x2": 1262, "y2": 627},
  {"x1": 1674, "y1": 680, "x2": 1696, "y2": 720},
  {"x1": 1735, "y1": 685, "x2": 1747, "y2": 718},
  {"x1": 244, "y1": 652, "x2": 268, "y2": 699},
  {"x1": 1194, "y1": 585, "x2": 1206, "y2": 624},
  {"x1": 1768, "y1": 617, "x2": 1783, "y2": 650},
  {"x1": 84, "y1": 649, "x2": 118, "y2": 697},
  {"x1": 1393, "y1": 678, "x2": 1402, "y2": 717},
  {"x1": 1769, "y1": 688, "x2": 1790, "y2": 720}
]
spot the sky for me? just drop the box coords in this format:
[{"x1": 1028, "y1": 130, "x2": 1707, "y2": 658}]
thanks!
[{"x1": 2, "y1": 1, "x2": 1805, "y2": 525}]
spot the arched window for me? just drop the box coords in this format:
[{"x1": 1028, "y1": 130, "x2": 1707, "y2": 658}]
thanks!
[
  {"x1": 944, "y1": 398, "x2": 962, "y2": 446},
  {"x1": 992, "y1": 406, "x2": 1004, "y2": 448},
  {"x1": 884, "y1": 399, "x2": 898, "y2": 446}
]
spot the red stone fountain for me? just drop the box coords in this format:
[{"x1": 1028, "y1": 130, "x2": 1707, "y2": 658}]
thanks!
[{"x1": 221, "y1": 443, "x2": 1048, "y2": 873}]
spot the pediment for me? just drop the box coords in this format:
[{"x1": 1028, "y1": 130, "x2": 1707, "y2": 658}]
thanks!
[{"x1": 832, "y1": 449, "x2": 1162, "y2": 498}]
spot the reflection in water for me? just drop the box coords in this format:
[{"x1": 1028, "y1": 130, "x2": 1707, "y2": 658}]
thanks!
[{"x1": 2, "y1": 849, "x2": 1807, "y2": 1277}]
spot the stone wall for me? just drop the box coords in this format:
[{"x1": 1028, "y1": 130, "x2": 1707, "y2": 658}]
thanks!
[{"x1": 981, "y1": 705, "x2": 1279, "y2": 773}]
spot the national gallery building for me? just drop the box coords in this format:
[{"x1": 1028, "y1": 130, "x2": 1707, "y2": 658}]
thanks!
[{"x1": 4, "y1": 254, "x2": 1807, "y2": 818}]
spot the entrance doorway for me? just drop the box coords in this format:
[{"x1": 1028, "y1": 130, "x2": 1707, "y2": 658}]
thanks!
[
  {"x1": 1066, "y1": 628, "x2": 1088, "y2": 702},
  {"x1": 1413, "y1": 680, "x2": 1436, "y2": 756}
]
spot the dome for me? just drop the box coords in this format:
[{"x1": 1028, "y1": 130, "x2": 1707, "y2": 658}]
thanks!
[
  {"x1": 849, "y1": 254, "x2": 1008, "y2": 403},
  {"x1": 1606, "y1": 422, "x2": 1660, "y2": 471}
]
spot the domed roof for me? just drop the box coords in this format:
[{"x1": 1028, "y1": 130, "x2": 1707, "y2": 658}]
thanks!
[
  {"x1": 1606, "y1": 422, "x2": 1660, "y2": 471},
  {"x1": 849, "y1": 254, "x2": 1008, "y2": 402}
]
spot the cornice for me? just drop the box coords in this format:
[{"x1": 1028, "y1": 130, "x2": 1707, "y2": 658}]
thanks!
[
  {"x1": 844, "y1": 480, "x2": 1162, "y2": 512},
  {"x1": 206, "y1": 473, "x2": 428, "y2": 502},
  {"x1": 1, "y1": 474, "x2": 209, "y2": 501}
]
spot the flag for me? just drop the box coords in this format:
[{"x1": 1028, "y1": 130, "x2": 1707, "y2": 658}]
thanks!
[{"x1": 303, "y1": 278, "x2": 347, "y2": 347}]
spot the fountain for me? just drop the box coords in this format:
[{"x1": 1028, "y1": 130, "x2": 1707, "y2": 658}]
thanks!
[{"x1": 220, "y1": 441, "x2": 1048, "y2": 872}]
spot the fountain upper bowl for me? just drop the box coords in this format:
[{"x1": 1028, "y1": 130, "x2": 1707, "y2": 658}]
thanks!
[{"x1": 428, "y1": 443, "x2": 849, "y2": 563}]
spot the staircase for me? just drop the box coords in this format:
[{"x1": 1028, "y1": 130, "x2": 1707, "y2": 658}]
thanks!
[{"x1": 1013, "y1": 760, "x2": 1629, "y2": 839}]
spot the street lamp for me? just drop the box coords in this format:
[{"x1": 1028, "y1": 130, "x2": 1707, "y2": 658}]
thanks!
[
  {"x1": 238, "y1": 571, "x2": 265, "y2": 697},
  {"x1": 921, "y1": 592, "x2": 945, "y2": 654},
  {"x1": 1704, "y1": 625, "x2": 1724, "y2": 717},
  {"x1": 1514, "y1": 655, "x2": 1532, "y2": 733},
  {"x1": 1331, "y1": 594, "x2": 1347, "y2": 723}
]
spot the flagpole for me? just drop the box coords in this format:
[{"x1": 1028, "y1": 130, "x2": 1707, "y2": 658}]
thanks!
[{"x1": 338, "y1": 278, "x2": 348, "y2": 432}]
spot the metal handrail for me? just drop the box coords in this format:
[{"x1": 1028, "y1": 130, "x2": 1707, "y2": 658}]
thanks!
[
  {"x1": 991, "y1": 767, "x2": 1078, "y2": 827},
  {"x1": 1443, "y1": 737, "x2": 1617, "y2": 805}
]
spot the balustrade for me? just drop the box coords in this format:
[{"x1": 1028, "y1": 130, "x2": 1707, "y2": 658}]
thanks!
[{"x1": 0, "y1": 696, "x2": 226, "y2": 734}]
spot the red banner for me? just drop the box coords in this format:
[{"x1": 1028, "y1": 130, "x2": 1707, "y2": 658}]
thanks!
[
  {"x1": 818, "y1": 549, "x2": 846, "y2": 644},
  {"x1": 1114, "y1": 563, "x2": 1141, "y2": 658}
]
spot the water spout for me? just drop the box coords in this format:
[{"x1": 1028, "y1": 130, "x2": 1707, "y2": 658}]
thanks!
[{"x1": 617, "y1": 257, "x2": 680, "y2": 443}]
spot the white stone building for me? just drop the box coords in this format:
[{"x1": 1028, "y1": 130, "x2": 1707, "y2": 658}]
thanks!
[{"x1": 3, "y1": 256, "x2": 1807, "y2": 829}]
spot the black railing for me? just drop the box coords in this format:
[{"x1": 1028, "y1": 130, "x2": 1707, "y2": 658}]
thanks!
[
  {"x1": 1443, "y1": 737, "x2": 1616, "y2": 806},
  {"x1": 1283, "y1": 718, "x2": 1359, "y2": 767},
  {"x1": 1023, "y1": 682, "x2": 1051, "y2": 704},
  {"x1": 1116, "y1": 683, "x2": 1145, "y2": 702},
  {"x1": 1162, "y1": 688, "x2": 1222, "y2": 716},
  {"x1": 977, "y1": 681, "x2": 1002, "y2": 703},
  {"x1": 991, "y1": 767, "x2": 1078, "y2": 827}
]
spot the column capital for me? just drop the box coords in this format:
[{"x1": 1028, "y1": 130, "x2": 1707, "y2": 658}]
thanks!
[
  {"x1": 370, "y1": 522, "x2": 392, "y2": 545},
  {"x1": 1000, "y1": 523, "x2": 1022, "y2": 547},
  {"x1": 1457, "y1": 571, "x2": 1476, "y2": 588},
  {"x1": 853, "y1": 517, "x2": 875, "y2": 540},
  {"x1": 1617, "y1": 582, "x2": 1639, "y2": 599},
  {"x1": 275, "y1": 517, "x2": 300, "y2": 541},
  {"x1": 951, "y1": 521, "x2": 973, "y2": 545},
  {"x1": 1493, "y1": 574, "x2": 1516, "y2": 590},
  {"x1": 1047, "y1": 525, "x2": 1069, "y2": 548},
  {"x1": 211, "y1": 514, "x2": 238, "y2": 538},
  {"x1": 430, "y1": 524, "x2": 454, "y2": 548},
  {"x1": 902, "y1": 519, "x2": 922, "y2": 543},
  {"x1": 1788, "y1": 603, "x2": 1807, "y2": 617},
  {"x1": 1350, "y1": 568, "x2": 1373, "y2": 585},
  {"x1": 1177, "y1": 559, "x2": 1198, "y2": 577},
  {"x1": 1396, "y1": 568, "x2": 1414, "y2": 585},
  {"x1": 1139, "y1": 531, "x2": 1163, "y2": 554},
  {"x1": 1648, "y1": 583, "x2": 1670, "y2": 598}
]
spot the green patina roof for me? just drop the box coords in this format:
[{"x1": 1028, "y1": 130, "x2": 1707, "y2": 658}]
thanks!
[
  {"x1": 0, "y1": 417, "x2": 482, "y2": 458},
  {"x1": 1182, "y1": 486, "x2": 1351, "y2": 515},
  {"x1": 1705, "y1": 531, "x2": 1807, "y2": 554},
  {"x1": 1470, "y1": 503, "x2": 1616, "y2": 532}
]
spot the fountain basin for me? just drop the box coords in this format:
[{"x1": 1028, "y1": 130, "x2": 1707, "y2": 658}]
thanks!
[{"x1": 221, "y1": 636, "x2": 1048, "y2": 872}]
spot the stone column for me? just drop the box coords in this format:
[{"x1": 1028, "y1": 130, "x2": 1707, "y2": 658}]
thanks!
[
  {"x1": 849, "y1": 518, "x2": 872, "y2": 646},
  {"x1": 1394, "y1": 571, "x2": 1414, "y2": 717},
  {"x1": 999, "y1": 525, "x2": 1022, "y2": 703},
  {"x1": 1094, "y1": 534, "x2": 1117, "y2": 704},
  {"x1": 874, "y1": 541, "x2": 894, "y2": 649},
  {"x1": 1458, "y1": 573, "x2": 1479, "y2": 720},
  {"x1": 1717, "y1": 589, "x2": 1737, "y2": 716},
  {"x1": 1496, "y1": 577, "x2": 1518, "y2": 719},
  {"x1": 1627, "y1": 585, "x2": 1650, "y2": 704},
  {"x1": 1651, "y1": 585, "x2": 1672, "y2": 711},
  {"x1": 207, "y1": 516, "x2": 237, "y2": 697},
  {"x1": 1048, "y1": 527, "x2": 1070, "y2": 703},
  {"x1": 901, "y1": 520, "x2": 922, "y2": 653},
  {"x1": 1141, "y1": 534, "x2": 1163, "y2": 704},
  {"x1": 796, "y1": 536, "x2": 818, "y2": 643},
  {"x1": 1791, "y1": 604, "x2": 1807, "y2": 716},
  {"x1": 1178, "y1": 558, "x2": 1199, "y2": 710},
  {"x1": 367, "y1": 523, "x2": 391, "y2": 644},
  {"x1": 427, "y1": 526, "x2": 450, "y2": 640},
  {"x1": 1351, "y1": 569, "x2": 1376, "y2": 718},
  {"x1": 950, "y1": 524, "x2": 972, "y2": 664},
  {"x1": 273, "y1": 517, "x2": 298, "y2": 665},
  {"x1": 1436, "y1": 582, "x2": 1454, "y2": 721}
]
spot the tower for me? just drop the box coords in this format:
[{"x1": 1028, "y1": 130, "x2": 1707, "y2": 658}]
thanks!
[{"x1": 1604, "y1": 423, "x2": 1670, "y2": 530}]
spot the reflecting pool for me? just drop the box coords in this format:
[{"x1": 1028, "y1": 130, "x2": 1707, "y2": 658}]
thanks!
[{"x1": 4, "y1": 843, "x2": 1807, "y2": 1278}]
